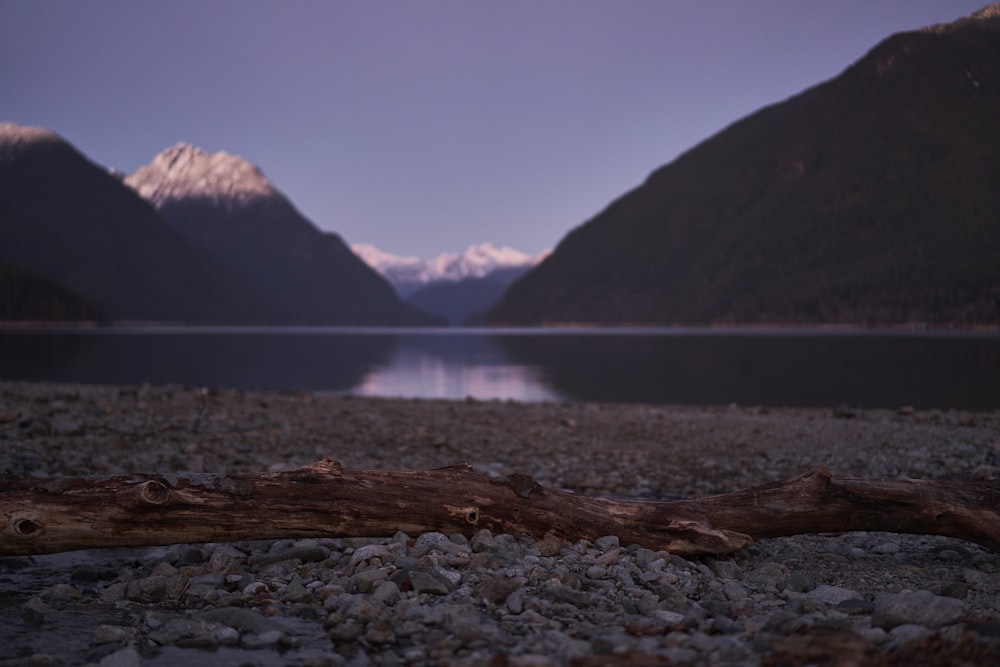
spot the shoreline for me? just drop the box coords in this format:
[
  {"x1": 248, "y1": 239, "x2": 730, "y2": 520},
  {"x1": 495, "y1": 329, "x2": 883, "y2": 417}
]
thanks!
[
  {"x1": 3, "y1": 320, "x2": 999, "y2": 332},
  {"x1": 2, "y1": 380, "x2": 999, "y2": 665}
]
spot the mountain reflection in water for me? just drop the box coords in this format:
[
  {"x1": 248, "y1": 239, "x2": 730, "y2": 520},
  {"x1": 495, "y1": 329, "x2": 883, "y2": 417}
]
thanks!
[{"x1": 1, "y1": 327, "x2": 997, "y2": 410}]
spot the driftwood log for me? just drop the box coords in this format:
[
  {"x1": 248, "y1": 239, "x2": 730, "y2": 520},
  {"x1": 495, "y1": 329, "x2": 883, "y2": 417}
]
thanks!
[{"x1": 2, "y1": 459, "x2": 999, "y2": 557}]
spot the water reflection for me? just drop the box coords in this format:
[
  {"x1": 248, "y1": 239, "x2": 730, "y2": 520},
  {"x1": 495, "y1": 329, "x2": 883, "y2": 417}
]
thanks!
[
  {"x1": 352, "y1": 333, "x2": 563, "y2": 402},
  {"x1": 500, "y1": 329, "x2": 1000, "y2": 410},
  {"x1": 1, "y1": 327, "x2": 998, "y2": 409},
  {"x1": 0, "y1": 329, "x2": 395, "y2": 393}
]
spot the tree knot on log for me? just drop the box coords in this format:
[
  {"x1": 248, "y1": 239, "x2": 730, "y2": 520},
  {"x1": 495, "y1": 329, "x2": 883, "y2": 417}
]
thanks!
[
  {"x1": 139, "y1": 480, "x2": 171, "y2": 505},
  {"x1": 12, "y1": 517, "x2": 40, "y2": 536}
]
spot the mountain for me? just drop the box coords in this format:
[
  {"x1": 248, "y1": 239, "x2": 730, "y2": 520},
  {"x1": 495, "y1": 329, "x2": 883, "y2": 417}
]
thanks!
[
  {"x1": 353, "y1": 243, "x2": 545, "y2": 324},
  {"x1": 408, "y1": 266, "x2": 534, "y2": 326},
  {"x1": 489, "y1": 5, "x2": 1000, "y2": 327},
  {"x1": 0, "y1": 123, "x2": 270, "y2": 323},
  {"x1": 0, "y1": 261, "x2": 104, "y2": 322},
  {"x1": 125, "y1": 144, "x2": 441, "y2": 326},
  {"x1": 352, "y1": 243, "x2": 544, "y2": 297}
]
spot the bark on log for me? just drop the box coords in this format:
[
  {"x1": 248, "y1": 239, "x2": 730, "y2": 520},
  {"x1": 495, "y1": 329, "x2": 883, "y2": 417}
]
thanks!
[{"x1": 2, "y1": 460, "x2": 999, "y2": 557}]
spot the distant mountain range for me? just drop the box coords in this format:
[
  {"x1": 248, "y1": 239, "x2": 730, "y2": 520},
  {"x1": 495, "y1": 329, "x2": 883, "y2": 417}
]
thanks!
[
  {"x1": 0, "y1": 126, "x2": 440, "y2": 325},
  {"x1": 490, "y1": 4, "x2": 1000, "y2": 327},
  {"x1": 353, "y1": 243, "x2": 546, "y2": 325}
]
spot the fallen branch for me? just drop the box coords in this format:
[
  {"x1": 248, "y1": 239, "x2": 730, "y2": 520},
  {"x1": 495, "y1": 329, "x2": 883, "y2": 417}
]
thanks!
[{"x1": 2, "y1": 460, "x2": 998, "y2": 557}]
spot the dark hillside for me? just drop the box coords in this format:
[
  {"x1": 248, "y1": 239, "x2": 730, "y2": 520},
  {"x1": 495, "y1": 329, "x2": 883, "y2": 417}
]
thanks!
[
  {"x1": 128, "y1": 144, "x2": 442, "y2": 326},
  {"x1": 490, "y1": 7, "x2": 1000, "y2": 326},
  {"x1": 0, "y1": 124, "x2": 269, "y2": 322},
  {"x1": 0, "y1": 262, "x2": 104, "y2": 322}
]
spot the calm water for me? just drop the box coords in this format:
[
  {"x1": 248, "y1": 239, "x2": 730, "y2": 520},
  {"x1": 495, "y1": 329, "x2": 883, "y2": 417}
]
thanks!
[{"x1": 1, "y1": 327, "x2": 998, "y2": 410}]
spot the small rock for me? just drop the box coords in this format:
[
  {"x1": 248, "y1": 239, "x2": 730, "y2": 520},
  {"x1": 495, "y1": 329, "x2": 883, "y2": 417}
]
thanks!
[
  {"x1": 242, "y1": 629, "x2": 284, "y2": 648},
  {"x1": 184, "y1": 573, "x2": 226, "y2": 598},
  {"x1": 805, "y1": 584, "x2": 863, "y2": 606},
  {"x1": 50, "y1": 415, "x2": 83, "y2": 435},
  {"x1": 327, "y1": 619, "x2": 363, "y2": 643},
  {"x1": 396, "y1": 568, "x2": 455, "y2": 595},
  {"x1": 347, "y1": 543, "x2": 396, "y2": 568},
  {"x1": 364, "y1": 618, "x2": 397, "y2": 644},
  {"x1": 148, "y1": 616, "x2": 215, "y2": 647},
  {"x1": 207, "y1": 545, "x2": 247, "y2": 573},
  {"x1": 837, "y1": 598, "x2": 875, "y2": 615},
  {"x1": 371, "y1": 580, "x2": 400, "y2": 606},
  {"x1": 506, "y1": 587, "x2": 526, "y2": 614},
  {"x1": 350, "y1": 567, "x2": 390, "y2": 593},
  {"x1": 256, "y1": 545, "x2": 328, "y2": 566},
  {"x1": 412, "y1": 531, "x2": 458, "y2": 557},
  {"x1": 705, "y1": 557, "x2": 741, "y2": 579},
  {"x1": 594, "y1": 535, "x2": 620, "y2": 550},
  {"x1": 873, "y1": 590, "x2": 967, "y2": 629},
  {"x1": 197, "y1": 606, "x2": 280, "y2": 634},
  {"x1": 22, "y1": 596, "x2": 52, "y2": 623},
  {"x1": 475, "y1": 575, "x2": 526, "y2": 603},
  {"x1": 99, "y1": 647, "x2": 143, "y2": 667},
  {"x1": 92, "y1": 624, "x2": 131, "y2": 645},
  {"x1": 872, "y1": 542, "x2": 901, "y2": 555},
  {"x1": 39, "y1": 583, "x2": 82, "y2": 602}
]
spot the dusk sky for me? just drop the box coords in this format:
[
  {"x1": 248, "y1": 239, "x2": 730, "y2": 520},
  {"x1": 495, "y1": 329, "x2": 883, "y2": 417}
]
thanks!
[{"x1": 1, "y1": 0, "x2": 988, "y2": 259}]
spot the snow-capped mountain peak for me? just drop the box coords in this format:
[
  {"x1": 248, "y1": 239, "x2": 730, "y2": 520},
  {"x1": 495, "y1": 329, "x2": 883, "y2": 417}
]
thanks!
[
  {"x1": 352, "y1": 242, "x2": 548, "y2": 297},
  {"x1": 0, "y1": 122, "x2": 63, "y2": 153},
  {"x1": 124, "y1": 143, "x2": 278, "y2": 210}
]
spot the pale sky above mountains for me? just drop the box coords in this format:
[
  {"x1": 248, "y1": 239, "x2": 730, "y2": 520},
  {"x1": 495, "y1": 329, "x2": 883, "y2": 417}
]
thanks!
[{"x1": 1, "y1": 0, "x2": 987, "y2": 258}]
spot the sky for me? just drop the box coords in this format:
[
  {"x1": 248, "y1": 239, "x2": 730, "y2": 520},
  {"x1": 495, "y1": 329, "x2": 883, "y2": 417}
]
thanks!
[{"x1": 1, "y1": 0, "x2": 989, "y2": 259}]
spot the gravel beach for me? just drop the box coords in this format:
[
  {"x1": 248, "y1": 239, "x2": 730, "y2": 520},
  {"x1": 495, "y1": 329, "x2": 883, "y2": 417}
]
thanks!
[{"x1": 2, "y1": 380, "x2": 999, "y2": 666}]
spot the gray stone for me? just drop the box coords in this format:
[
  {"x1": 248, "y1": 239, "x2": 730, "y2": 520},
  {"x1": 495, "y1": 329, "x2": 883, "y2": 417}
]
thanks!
[
  {"x1": 745, "y1": 562, "x2": 788, "y2": 591},
  {"x1": 705, "y1": 557, "x2": 741, "y2": 580},
  {"x1": 506, "y1": 587, "x2": 526, "y2": 614},
  {"x1": 347, "y1": 543, "x2": 396, "y2": 568},
  {"x1": 371, "y1": 580, "x2": 400, "y2": 606},
  {"x1": 99, "y1": 648, "x2": 143, "y2": 667},
  {"x1": 327, "y1": 619, "x2": 363, "y2": 643},
  {"x1": 207, "y1": 545, "x2": 248, "y2": 573},
  {"x1": 408, "y1": 569, "x2": 454, "y2": 595},
  {"x1": 242, "y1": 629, "x2": 284, "y2": 648},
  {"x1": 723, "y1": 581, "x2": 748, "y2": 602},
  {"x1": 873, "y1": 590, "x2": 967, "y2": 629},
  {"x1": 872, "y1": 541, "x2": 901, "y2": 555},
  {"x1": 475, "y1": 574, "x2": 525, "y2": 603},
  {"x1": 888, "y1": 623, "x2": 933, "y2": 645},
  {"x1": 350, "y1": 567, "x2": 390, "y2": 593},
  {"x1": 50, "y1": 415, "x2": 83, "y2": 435},
  {"x1": 92, "y1": 624, "x2": 131, "y2": 645},
  {"x1": 594, "y1": 535, "x2": 620, "y2": 550},
  {"x1": 39, "y1": 583, "x2": 81, "y2": 602},
  {"x1": 148, "y1": 617, "x2": 215, "y2": 647},
  {"x1": 805, "y1": 584, "x2": 863, "y2": 606},
  {"x1": 412, "y1": 531, "x2": 457, "y2": 557},
  {"x1": 196, "y1": 606, "x2": 280, "y2": 634},
  {"x1": 184, "y1": 573, "x2": 226, "y2": 598},
  {"x1": 256, "y1": 545, "x2": 328, "y2": 566}
]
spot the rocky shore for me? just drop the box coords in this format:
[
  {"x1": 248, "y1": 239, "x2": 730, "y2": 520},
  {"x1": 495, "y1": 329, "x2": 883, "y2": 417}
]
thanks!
[{"x1": 1, "y1": 381, "x2": 999, "y2": 666}]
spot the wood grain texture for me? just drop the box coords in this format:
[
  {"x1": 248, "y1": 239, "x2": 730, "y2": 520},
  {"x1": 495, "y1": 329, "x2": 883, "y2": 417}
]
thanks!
[{"x1": 2, "y1": 460, "x2": 998, "y2": 556}]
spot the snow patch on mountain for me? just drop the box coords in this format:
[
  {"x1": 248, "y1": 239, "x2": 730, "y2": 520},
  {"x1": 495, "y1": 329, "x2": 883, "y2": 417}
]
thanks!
[
  {"x1": 0, "y1": 122, "x2": 63, "y2": 153},
  {"x1": 124, "y1": 143, "x2": 278, "y2": 210},
  {"x1": 353, "y1": 242, "x2": 548, "y2": 297}
]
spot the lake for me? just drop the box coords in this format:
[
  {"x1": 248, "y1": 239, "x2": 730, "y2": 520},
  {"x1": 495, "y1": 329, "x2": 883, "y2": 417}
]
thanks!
[{"x1": 1, "y1": 326, "x2": 998, "y2": 410}]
